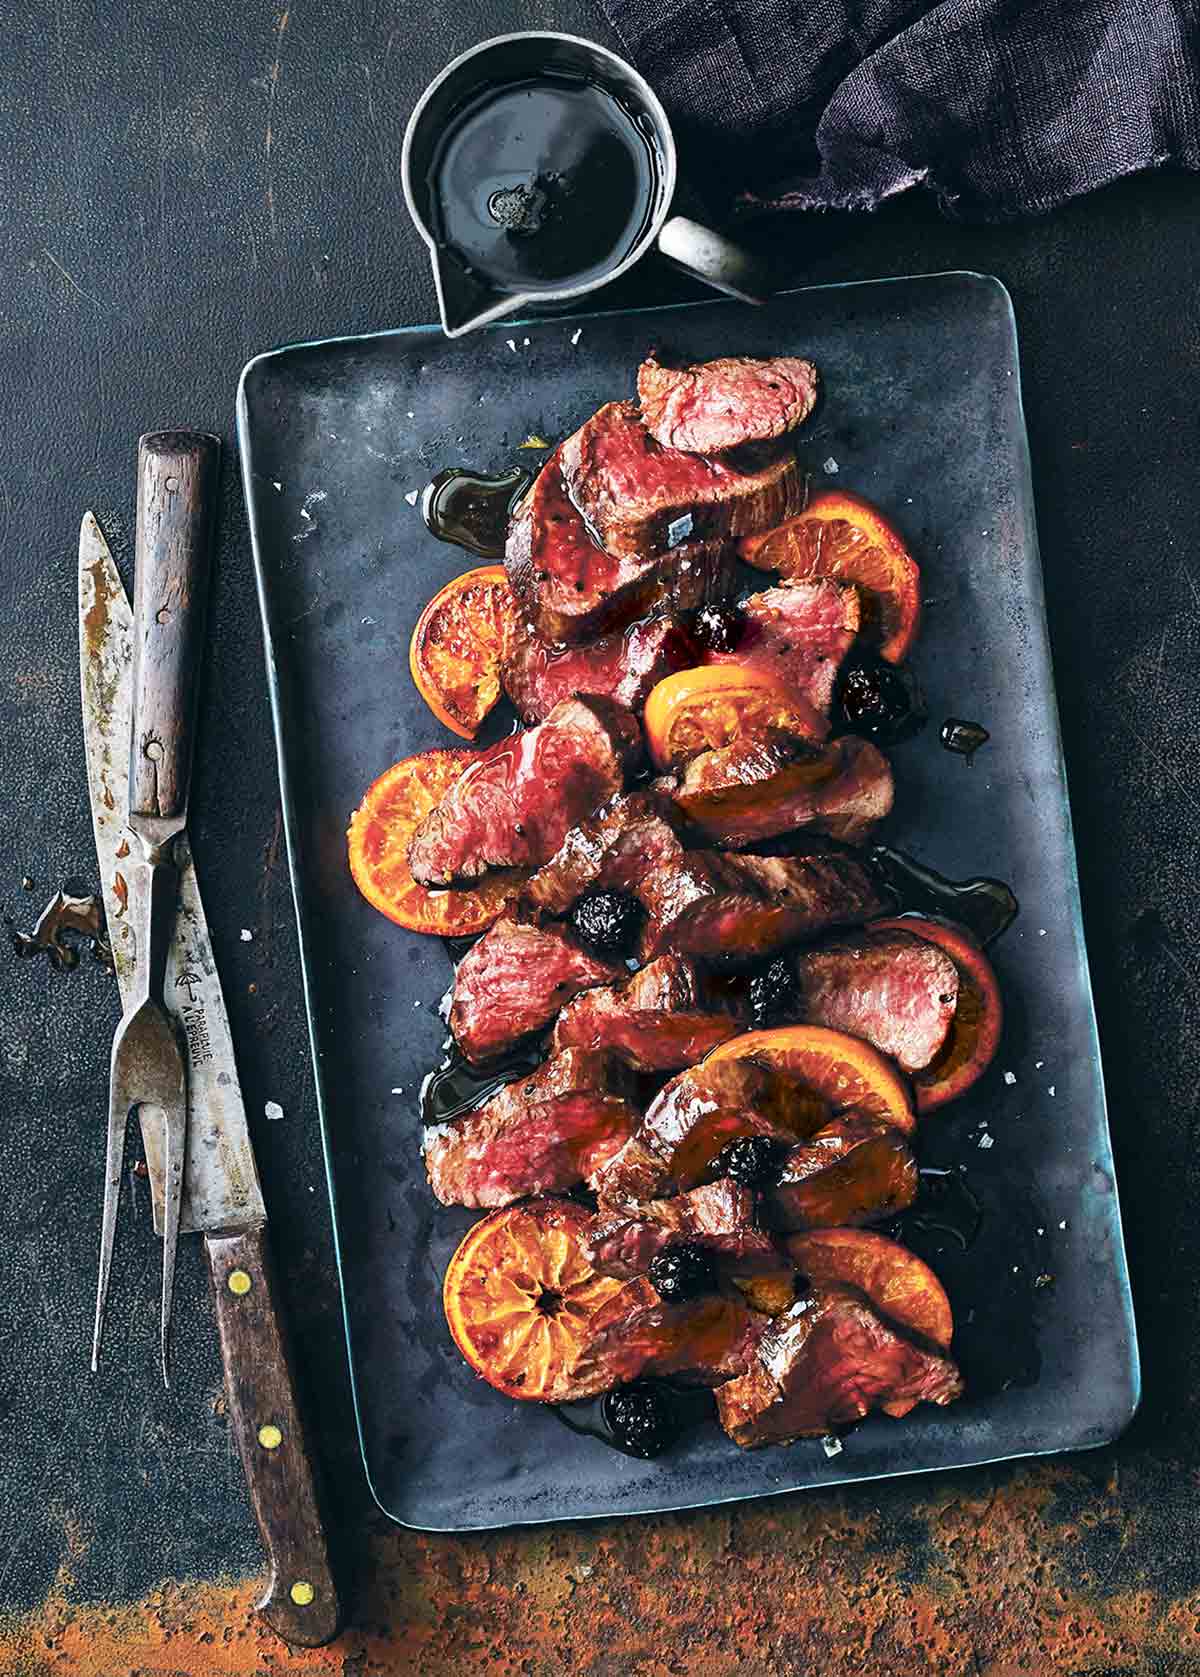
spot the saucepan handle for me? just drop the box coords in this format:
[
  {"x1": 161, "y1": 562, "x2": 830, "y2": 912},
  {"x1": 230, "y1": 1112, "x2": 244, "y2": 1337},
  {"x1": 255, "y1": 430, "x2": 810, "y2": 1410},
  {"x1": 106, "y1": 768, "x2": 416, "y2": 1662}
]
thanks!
[{"x1": 655, "y1": 215, "x2": 771, "y2": 305}]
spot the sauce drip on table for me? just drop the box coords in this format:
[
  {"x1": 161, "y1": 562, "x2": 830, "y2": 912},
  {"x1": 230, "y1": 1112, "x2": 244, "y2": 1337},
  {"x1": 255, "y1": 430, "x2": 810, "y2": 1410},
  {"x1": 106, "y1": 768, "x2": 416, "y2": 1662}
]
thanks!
[
  {"x1": 8, "y1": 890, "x2": 113, "y2": 973},
  {"x1": 870, "y1": 845, "x2": 1018, "y2": 946}
]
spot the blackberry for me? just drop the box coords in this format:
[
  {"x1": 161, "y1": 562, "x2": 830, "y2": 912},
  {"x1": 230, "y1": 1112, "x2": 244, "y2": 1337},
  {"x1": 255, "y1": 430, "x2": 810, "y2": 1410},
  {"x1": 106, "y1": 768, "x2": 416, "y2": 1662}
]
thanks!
[
  {"x1": 569, "y1": 889, "x2": 643, "y2": 958},
  {"x1": 648, "y1": 1242, "x2": 717, "y2": 1302},
  {"x1": 602, "y1": 1382, "x2": 678, "y2": 1458},
  {"x1": 713, "y1": 1134, "x2": 785, "y2": 1189},
  {"x1": 690, "y1": 604, "x2": 745, "y2": 653},
  {"x1": 749, "y1": 955, "x2": 799, "y2": 1029}
]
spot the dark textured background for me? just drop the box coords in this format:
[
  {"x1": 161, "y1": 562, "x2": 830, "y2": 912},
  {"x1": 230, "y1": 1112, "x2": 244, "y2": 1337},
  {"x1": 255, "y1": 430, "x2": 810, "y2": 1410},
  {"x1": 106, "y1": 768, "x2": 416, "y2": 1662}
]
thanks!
[{"x1": 0, "y1": 1, "x2": 1197, "y2": 1671}]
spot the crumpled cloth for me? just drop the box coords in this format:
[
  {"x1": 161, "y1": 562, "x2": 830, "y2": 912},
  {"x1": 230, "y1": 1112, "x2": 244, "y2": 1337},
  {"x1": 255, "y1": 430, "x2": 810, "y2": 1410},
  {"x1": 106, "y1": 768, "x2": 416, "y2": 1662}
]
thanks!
[{"x1": 595, "y1": 0, "x2": 1200, "y2": 217}]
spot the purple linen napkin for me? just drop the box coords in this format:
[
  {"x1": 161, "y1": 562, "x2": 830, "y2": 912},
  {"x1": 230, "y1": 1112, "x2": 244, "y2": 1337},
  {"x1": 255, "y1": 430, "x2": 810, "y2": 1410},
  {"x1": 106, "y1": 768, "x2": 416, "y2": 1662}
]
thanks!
[{"x1": 595, "y1": 0, "x2": 1200, "y2": 218}]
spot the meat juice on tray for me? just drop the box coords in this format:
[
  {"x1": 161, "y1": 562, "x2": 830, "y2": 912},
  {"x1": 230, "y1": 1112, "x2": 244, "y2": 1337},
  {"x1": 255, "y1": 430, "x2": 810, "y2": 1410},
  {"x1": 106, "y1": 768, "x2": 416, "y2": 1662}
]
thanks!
[{"x1": 347, "y1": 348, "x2": 1018, "y2": 1455}]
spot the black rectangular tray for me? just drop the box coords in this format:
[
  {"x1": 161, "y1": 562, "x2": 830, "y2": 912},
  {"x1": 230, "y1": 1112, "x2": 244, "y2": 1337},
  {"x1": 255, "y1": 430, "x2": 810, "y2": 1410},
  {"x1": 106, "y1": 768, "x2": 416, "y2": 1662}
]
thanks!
[{"x1": 237, "y1": 273, "x2": 1139, "y2": 1530}]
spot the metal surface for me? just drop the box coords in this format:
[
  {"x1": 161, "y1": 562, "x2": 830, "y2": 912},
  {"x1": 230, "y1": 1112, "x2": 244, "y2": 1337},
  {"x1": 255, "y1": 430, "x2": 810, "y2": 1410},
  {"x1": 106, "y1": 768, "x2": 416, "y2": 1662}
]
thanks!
[
  {"x1": 237, "y1": 272, "x2": 1139, "y2": 1531},
  {"x1": 79, "y1": 515, "x2": 266, "y2": 1239}
]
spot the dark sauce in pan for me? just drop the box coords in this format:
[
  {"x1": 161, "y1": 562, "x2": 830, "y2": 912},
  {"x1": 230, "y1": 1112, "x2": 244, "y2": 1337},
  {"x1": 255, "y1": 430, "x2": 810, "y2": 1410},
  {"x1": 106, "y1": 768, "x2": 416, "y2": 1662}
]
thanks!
[
  {"x1": 421, "y1": 466, "x2": 531, "y2": 560},
  {"x1": 870, "y1": 845, "x2": 1018, "y2": 946}
]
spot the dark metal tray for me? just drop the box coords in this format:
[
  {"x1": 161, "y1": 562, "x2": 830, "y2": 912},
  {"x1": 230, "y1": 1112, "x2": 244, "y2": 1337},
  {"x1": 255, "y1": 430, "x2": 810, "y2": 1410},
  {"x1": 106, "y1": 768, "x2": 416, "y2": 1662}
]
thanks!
[{"x1": 237, "y1": 273, "x2": 1139, "y2": 1531}]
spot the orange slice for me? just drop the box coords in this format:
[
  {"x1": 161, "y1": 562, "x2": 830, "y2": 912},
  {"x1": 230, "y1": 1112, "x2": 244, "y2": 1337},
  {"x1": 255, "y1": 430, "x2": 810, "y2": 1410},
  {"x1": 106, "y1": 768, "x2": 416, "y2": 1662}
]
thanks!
[
  {"x1": 869, "y1": 916, "x2": 1003, "y2": 1110},
  {"x1": 643, "y1": 664, "x2": 824, "y2": 771},
  {"x1": 739, "y1": 490, "x2": 921, "y2": 665},
  {"x1": 787, "y1": 1229, "x2": 953, "y2": 1349},
  {"x1": 706, "y1": 1024, "x2": 915, "y2": 1134},
  {"x1": 409, "y1": 564, "x2": 519, "y2": 739},
  {"x1": 443, "y1": 1199, "x2": 627, "y2": 1401},
  {"x1": 347, "y1": 748, "x2": 526, "y2": 935}
]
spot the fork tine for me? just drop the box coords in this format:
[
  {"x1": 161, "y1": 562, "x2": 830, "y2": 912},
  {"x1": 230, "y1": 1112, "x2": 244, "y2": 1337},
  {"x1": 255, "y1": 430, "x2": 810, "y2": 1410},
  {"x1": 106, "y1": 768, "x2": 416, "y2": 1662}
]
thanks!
[
  {"x1": 92, "y1": 1086, "x2": 130, "y2": 1373},
  {"x1": 159, "y1": 1094, "x2": 187, "y2": 1387}
]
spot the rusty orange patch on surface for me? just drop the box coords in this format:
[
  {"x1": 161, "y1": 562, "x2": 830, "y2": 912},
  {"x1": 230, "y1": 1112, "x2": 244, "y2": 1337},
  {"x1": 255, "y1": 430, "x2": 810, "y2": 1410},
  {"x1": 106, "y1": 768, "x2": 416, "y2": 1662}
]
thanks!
[{"x1": 0, "y1": 1460, "x2": 1196, "y2": 1676}]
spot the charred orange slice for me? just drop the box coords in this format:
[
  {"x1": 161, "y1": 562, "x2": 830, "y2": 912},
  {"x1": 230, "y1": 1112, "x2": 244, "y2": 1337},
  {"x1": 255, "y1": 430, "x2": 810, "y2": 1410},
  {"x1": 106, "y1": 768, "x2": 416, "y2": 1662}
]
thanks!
[
  {"x1": 409, "y1": 564, "x2": 519, "y2": 739},
  {"x1": 787, "y1": 1229, "x2": 954, "y2": 1349},
  {"x1": 739, "y1": 490, "x2": 920, "y2": 665},
  {"x1": 643, "y1": 664, "x2": 825, "y2": 771},
  {"x1": 869, "y1": 916, "x2": 1002, "y2": 1111},
  {"x1": 443, "y1": 1199, "x2": 627, "y2": 1402},
  {"x1": 347, "y1": 748, "x2": 526, "y2": 935},
  {"x1": 706, "y1": 1024, "x2": 915, "y2": 1134}
]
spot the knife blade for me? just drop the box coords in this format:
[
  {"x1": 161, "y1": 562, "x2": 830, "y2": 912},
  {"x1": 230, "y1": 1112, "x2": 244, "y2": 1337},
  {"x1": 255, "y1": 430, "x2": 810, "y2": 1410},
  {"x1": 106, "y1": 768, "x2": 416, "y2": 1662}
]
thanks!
[{"x1": 79, "y1": 510, "x2": 340, "y2": 1648}]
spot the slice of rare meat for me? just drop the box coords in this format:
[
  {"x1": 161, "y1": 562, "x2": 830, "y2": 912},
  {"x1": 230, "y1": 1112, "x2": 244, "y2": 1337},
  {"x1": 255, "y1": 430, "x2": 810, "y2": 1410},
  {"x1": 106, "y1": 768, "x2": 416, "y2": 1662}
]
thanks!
[
  {"x1": 638, "y1": 352, "x2": 820, "y2": 454},
  {"x1": 560, "y1": 401, "x2": 803, "y2": 559},
  {"x1": 502, "y1": 613, "x2": 696, "y2": 724},
  {"x1": 423, "y1": 1049, "x2": 637, "y2": 1209},
  {"x1": 793, "y1": 929, "x2": 959, "y2": 1072},
  {"x1": 506, "y1": 443, "x2": 735, "y2": 643},
  {"x1": 585, "y1": 1180, "x2": 781, "y2": 1280},
  {"x1": 449, "y1": 917, "x2": 623, "y2": 1064},
  {"x1": 521, "y1": 790, "x2": 685, "y2": 919},
  {"x1": 551, "y1": 953, "x2": 744, "y2": 1071},
  {"x1": 716, "y1": 1281, "x2": 964, "y2": 1446},
  {"x1": 592, "y1": 1059, "x2": 827, "y2": 1207},
  {"x1": 408, "y1": 695, "x2": 642, "y2": 886},
  {"x1": 706, "y1": 578, "x2": 860, "y2": 716},
  {"x1": 768, "y1": 1115, "x2": 919, "y2": 1232},
  {"x1": 671, "y1": 734, "x2": 894, "y2": 848},
  {"x1": 562, "y1": 1276, "x2": 765, "y2": 1399},
  {"x1": 638, "y1": 849, "x2": 889, "y2": 964}
]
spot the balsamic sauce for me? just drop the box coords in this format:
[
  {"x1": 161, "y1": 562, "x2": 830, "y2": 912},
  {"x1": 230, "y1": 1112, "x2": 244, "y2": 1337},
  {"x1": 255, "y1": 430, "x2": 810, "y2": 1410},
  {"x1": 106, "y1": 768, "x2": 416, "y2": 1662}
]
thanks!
[
  {"x1": 427, "y1": 76, "x2": 660, "y2": 294},
  {"x1": 891, "y1": 1167, "x2": 984, "y2": 1253},
  {"x1": 870, "y1": 845, "x2": 1018, "y2": 946},
  {"x1": 8, "y1": 890, "x2": 113, "y2": 973},
  {"x1": 420, "y1": 1040, "x2": 545, "y2": 1127},
  {"x1": 421, "y1": 466, "x2": 532, "y2": 560},
  {"x1": 940, "y1": 718, "x2": 990, "y2": 760}
]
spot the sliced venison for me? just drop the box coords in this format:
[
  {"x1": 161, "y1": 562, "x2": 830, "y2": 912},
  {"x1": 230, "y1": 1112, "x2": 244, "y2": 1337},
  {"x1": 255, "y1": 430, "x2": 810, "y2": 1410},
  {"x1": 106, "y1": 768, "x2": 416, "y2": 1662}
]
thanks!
[
  {"x1": 585, "y1": 1180, "x2": 781, "y2": 1280},
  {"x1": 716, "y1": 1282, "x2": 963, "y2": 1447},
  {"x1": 522, "y1": 790, "x2": 686, "y2": 919},
  {"x1": 424, "y1": 1049, "x2": 637, "y2": 1209},
  {"x1": 560, "y1": 401, "x2": 803, "y2": 559},
  {"x1": 706, "y1": 578, "x2": 861, "y2": 716},
  {"x1": 671, "y1": 734, "x2": 894, "y2": 848},
  {"x1": 408, "y1": 695, "x2": 642, "y2": 886},
  {"x1": 564, "y1": 1277, "x2": 764, "y2": 1399},
  {"x1": 502, "y1": 613, "x2": 696, "y2": 723},
  {"x1": 793, "y1": 929, "x2": 959, "y2": 1072},
  {"x1": 551, "y1": 953, "x2": 744, "y2": 1071},
  {"x1": 449, "y1": 917, "x2": 623, "y2": 1064},
  {"x1": 638, "y1": 352, "x2": 820, "y2": 454},
  {"x1": 768, "y1": 1116, "x2": 919, "y2": 1232}
]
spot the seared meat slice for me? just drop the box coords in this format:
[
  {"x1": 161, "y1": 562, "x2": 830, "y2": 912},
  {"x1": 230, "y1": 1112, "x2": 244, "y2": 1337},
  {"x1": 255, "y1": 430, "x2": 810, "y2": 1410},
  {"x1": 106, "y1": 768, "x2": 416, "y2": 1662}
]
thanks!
[
  {"x1": 671, "y1": 735, "x2": 894, "y2": 848},
  {"x1": 506, "y1": 445, "x2": 735, "y2": 643},
  {"x1": 522, "y1": 791, "x2": 685, "y2": 919},
  {"x1": 560, "y1": 401, "x2": 803, "y2": 560},
  {"x1": 424, "y1": 1050, "x2": 637, "y2": 1208},
  {"x1": 551, "y1": 954, "x2": 744, "y2": 1071},
  {"x1": 502, "y1": 613, "x2": 696, "y2": 724},
  {"x1": 593, "y1": 1059, "x2": 826, "y2": 1206},
  {"x1": 768, "y1": 1116, "x2": 919, "y2": 1232},
  {"x1": 707, "y1": 578, "x2": 860, "y2": 716},
  {"x1": 449, "y1": 917, "x2": 623, "y2": 1064},
  {"x1": 639, "y1": 849, "x2": 889, "y2": 964},
  {"x1": 716, "y1": 1282, "x2": 964, "y2": 1446},
  {"x1": 408, "y1": 696, "x2": 642, "y2": 885},
  {"x1": 638, "y1": 353, "x2": 819, "y2": 454},
  {"x1": 585, "y1": 1180, "x2": 780, "y2": 1280},
  {"x1": 793, "y1": 930, "x2": 959, "y2": 1072},
  {"x1": 564, "y1": 1276, "x2": 765, "y2": 1398}
]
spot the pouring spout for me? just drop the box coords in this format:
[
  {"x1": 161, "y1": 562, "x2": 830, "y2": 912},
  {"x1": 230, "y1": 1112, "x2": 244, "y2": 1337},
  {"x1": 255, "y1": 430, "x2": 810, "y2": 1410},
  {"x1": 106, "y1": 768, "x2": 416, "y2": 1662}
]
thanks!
[{"x1": 432, "y1": 246, "x2": 531, "y2": 339}]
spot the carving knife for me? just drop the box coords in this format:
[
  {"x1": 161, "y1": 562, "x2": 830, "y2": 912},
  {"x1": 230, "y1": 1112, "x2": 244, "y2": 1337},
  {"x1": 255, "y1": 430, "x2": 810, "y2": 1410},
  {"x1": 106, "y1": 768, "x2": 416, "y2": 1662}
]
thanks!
[{"x1": 79, "y1": 498, "x2": 341, "y2": 1648}]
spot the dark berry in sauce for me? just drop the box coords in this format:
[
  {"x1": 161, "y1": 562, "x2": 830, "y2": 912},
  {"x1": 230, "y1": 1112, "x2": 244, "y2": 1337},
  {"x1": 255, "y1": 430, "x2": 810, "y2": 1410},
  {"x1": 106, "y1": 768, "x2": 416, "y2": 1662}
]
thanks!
[
  {"x1": 648, "y1": 1243, "x2": 717, "y2": 1302},
  {"x1": 569, "y1": 889, "x2": 643, "y2": 957},
  {"x1": 941, "y1": 717, "x2": 990, "y2": 759},
  {"x1": 690, "y1": 604, "x2": 744, "y2": 653},
  {"x1": 835, "y1": 659, "x2": 915, "y2": 740},
  {"x1": 713, "y1": 1134, "x2": 785, "y2": 1189},
  {"x1": 749, "y1": 956, "x2": 800, "y2": 1029},
  {"x1": 602, "y1": 1382, "x2": 679, "y2": 1458}
]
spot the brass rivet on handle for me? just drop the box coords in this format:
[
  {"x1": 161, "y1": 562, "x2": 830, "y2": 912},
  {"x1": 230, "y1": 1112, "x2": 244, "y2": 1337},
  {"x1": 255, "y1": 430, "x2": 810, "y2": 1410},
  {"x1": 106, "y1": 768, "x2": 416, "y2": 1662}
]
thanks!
[
  {"x1": 227, "y1": 1269, "x2": 252, "y2": 1296},
  {"x1": 290, "y1": 1581, "x2": 315, "y2": 1607},
  {"x1": 258, "y1": 1424, "x2": 283, "y2": 1450}
]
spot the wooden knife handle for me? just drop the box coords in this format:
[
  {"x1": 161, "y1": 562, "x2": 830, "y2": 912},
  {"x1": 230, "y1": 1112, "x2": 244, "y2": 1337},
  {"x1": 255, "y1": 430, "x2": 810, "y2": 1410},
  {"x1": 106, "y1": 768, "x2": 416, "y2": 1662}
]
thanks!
[
  {"x1": 129, "y1": 432, "x2": 220, "y2": 830},
  {"x1": 205, "y1": 1226, "x2": 342, "y2": 1648}
]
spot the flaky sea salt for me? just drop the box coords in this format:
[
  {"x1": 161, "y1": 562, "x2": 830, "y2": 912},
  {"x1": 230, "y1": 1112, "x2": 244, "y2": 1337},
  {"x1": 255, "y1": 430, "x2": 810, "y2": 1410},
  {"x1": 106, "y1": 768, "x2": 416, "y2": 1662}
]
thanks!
[
  {"x1": 822, "y1": 1434, "x2": 843, "y2": 1458},
  {"x1": 570, "y1": 328, "x2": 583, "y2": 345},
  {"x1": 405, "y1": 489, "x2": 419, "y2": 506},
  {"x1": 978, "y1": 1133, "x2": 994, "y2": 1149},
  {"x1": 823, "y1": 457, "x2": 839, "y2": 474},
  {"x1": 1003, "y1": 1070, "x2": 1016, "y2": 1085},
  {"x1": 240, "y1": 928, "x2": 253, "y2": 942},
  {"x1": 265, "y1": 1101, "x2": 284, "y2": 1122}
]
